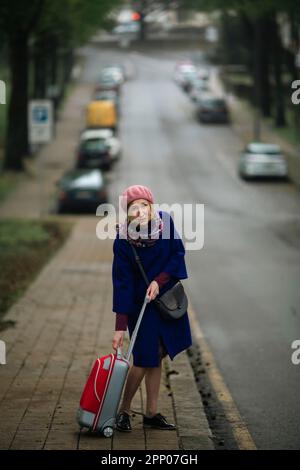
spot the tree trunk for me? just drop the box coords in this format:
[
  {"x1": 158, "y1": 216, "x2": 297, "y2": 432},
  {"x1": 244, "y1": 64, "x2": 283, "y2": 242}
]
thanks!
[
  {"x1": 49, "y1": 37, "x2": 59, "y2": 121},
  {"x1": 50, "y1": 37, "x2": 58, "y2": 86},
  {"x1": 3, "y1": 32, "x2": 29, "y2": 171},
  {"x1": 252, "y1": 18, "x2": 262, "y2": 141},
  {"x1": 239, "y1": 11, "x2": 253, "y2": 71},
  {"x1": 285, "y1": 12, "x2": 299, "y2": 82},
  {"x1": 260, "y1": 16, "x2": 271, "y2": 117},
  {"x1": 63, "y1": 49, "x2": 73, "y2": 85},
  {"x1": 219, "y1": 10, "x2": 232, "y2": 65},
  {"x1": 271, "y1": 15, "x2": 286, "y2": 127},
  {"x1": 33, "y1": 38, "x2": 47, "y2": 99}
]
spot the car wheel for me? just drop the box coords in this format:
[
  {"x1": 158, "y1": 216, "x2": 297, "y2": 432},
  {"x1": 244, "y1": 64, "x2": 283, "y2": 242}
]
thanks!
[
  {"x1": 57, "y1": 203, "x2": 65, "y2": 214},
  {"x1": 238, "y1": 168, "x2": 246, "y2": 179}
]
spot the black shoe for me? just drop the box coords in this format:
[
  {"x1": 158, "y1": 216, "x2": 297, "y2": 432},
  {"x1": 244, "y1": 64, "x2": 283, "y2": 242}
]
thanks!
[
  {"x1": 143, "y1": 413, "x2": 176, "y2": 430},
  {"x1": 116, "y1": 411, "x2": 132, "y2": 432}
]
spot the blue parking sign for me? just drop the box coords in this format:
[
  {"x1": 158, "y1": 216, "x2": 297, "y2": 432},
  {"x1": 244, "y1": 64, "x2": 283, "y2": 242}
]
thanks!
[
  {"x1": 32, "y1": 106, "x2": 48, "y2": 123},
  {"x1": 29, "y1": 100, "x2": 53, "y2": 143}
]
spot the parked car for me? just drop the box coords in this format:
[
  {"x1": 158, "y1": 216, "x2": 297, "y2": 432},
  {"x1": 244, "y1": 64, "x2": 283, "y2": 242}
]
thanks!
[
  {"x1": 174, "y1": 60, "x2": 194, "y2": 75},
  {"x1": 197, "y1": 68, "x2": 210, "y2": 81},
  {"x1": 102, "y1": 66, "x2": 124, "y2": 85},
  {"x1": 190, "y1": 87, "x2": 208, "y2": 103},
  {"x1": 95, "y1": 74, "x2": 120, "y2": 94},
  {"x1": 196, "y1": 94, "x2": 229, "y2": 123},
  {"x1": 174, "y1": 63, "x2": 197, "y2": 88},
  {"x1": 86, "y1": 100, "x2": 118, "y2": 133},
  {"x1": 239, "y1": 142, "x2": 288, "y2": 179},
  {"x1": 76, "y1": 136, "x2": 113, "y2": 170},
  {"x1": 113, "y1": 21, "x2": 140, "y2": 35},
  {"x1": 180, "y1": 71, "x2": 199, "y2": 92},
  {"x1": 80, "y1": 129, "x2": 121, "y2": 162},
  {"x1": 189, "y1": 78, "x2": 210, "y2": 101},
  {"x1": 55, "y1": 169, "x2": 108, "y2": 213},
  {"x1": 111, "y1": 64, "x2": 126, "y2": 81},
  {"x1": 93, "y1": 90, "x2": 120, "y2": 115}
]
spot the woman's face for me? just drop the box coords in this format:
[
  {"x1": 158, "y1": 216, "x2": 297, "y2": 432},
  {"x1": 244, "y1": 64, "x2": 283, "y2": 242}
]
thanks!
[{"x1": 128, "y1": 199, "x2": 151, "y2": 226}]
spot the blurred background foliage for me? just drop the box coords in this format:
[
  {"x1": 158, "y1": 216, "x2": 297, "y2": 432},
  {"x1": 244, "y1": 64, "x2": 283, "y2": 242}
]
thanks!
[
  {"x1": 0, "y1": 0, "x2": 122, "y2": 171},
  {"x1": 0, "y1": 0, "x2": 300, "y2": 171}
]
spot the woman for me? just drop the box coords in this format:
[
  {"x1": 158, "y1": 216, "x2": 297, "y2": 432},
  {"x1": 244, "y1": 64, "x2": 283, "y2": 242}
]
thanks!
[{"x1": 112, "y1": 184, "x2": 192, "y2": 432}]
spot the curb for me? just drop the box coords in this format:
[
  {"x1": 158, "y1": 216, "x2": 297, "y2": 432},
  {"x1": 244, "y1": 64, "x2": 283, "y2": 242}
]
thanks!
[{"x1": 165, "y1": 351, "x2": 214, "y2": 450}]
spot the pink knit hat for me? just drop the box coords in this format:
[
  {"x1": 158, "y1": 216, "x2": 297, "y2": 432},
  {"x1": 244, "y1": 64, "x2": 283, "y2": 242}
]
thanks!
[{"x1": 121, "y1": 185, "x2": 154, "y2": 211}]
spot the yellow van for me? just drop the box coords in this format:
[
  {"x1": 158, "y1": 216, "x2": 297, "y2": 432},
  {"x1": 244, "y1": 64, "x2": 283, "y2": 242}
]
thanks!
[{"x1": 86, "y1": 100, "x2": 117, "y2": 133}]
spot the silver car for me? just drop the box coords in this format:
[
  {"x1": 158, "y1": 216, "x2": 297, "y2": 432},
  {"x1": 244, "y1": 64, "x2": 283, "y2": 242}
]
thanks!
[{"x1": 239, "y1": 143, "x2": 288, "y2": 179}]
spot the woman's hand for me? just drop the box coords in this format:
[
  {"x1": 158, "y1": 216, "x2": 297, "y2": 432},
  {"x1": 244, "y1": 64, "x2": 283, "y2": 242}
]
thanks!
[
  {"x1": 112, "y1": 331, "x2": 125, "y2": 352},
  {"x1": 147, "y1": 280, "x2": 159, "y2": 301}
]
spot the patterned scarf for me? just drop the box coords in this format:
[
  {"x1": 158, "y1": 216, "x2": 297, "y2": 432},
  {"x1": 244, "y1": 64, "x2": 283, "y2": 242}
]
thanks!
[{"x1": 116, "y1": 210, "x2": 164, "y2": 247}]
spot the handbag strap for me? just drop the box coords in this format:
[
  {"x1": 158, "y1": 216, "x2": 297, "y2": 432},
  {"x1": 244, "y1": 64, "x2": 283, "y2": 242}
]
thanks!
[{"x1": 129, "y1": 243, "x2": 151, "y2": 287}]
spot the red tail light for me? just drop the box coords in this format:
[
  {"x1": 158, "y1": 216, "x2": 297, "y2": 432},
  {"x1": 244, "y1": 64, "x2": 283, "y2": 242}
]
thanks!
[
  {"x1": 98, "y1": 189, "x2": 107, "y2": 199},
  {"x1": 59, "y1": 190, "x2": 67, "y2": 200}
]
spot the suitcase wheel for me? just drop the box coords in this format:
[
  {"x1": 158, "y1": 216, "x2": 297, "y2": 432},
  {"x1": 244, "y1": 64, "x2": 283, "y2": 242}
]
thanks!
[{"x1": 103, "y1": 426, "x2": 114, "y2": 438}]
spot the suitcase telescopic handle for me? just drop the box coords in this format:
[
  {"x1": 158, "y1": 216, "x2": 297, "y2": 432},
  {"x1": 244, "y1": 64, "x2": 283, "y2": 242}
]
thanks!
[{"x1": 124, "y1": 294, "x2": 151, "y2": 362}]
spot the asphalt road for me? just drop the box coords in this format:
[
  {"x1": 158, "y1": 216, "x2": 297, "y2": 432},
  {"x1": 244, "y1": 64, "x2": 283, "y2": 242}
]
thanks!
[{"x1": 80, "y1": 44, "x2": 300, "y2": 450}]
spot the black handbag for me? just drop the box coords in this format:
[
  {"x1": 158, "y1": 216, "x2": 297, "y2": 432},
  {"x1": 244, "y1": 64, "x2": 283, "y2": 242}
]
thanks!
[{"x1": 130, "y1": 243, "x2": 188, "y2": 321}]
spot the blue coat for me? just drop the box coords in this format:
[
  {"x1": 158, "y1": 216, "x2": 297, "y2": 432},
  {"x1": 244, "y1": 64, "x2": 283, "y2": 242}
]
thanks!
[{"x1": 112, "y1": 210, "x2": 192, "y2": 367}]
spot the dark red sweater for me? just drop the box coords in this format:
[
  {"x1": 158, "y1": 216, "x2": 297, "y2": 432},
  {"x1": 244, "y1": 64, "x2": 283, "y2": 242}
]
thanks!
[{"x1": 115, "y1": 272, "x2": 171, "y2": 331}]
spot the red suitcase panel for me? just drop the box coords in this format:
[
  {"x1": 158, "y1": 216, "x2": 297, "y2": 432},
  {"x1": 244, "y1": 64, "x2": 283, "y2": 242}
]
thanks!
[{"x1": 79, "y1": 354, "x2": 115, "y2": 415}]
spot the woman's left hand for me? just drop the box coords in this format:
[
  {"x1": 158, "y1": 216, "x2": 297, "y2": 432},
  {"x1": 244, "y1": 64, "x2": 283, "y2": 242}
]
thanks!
[{"x1": 147, "y1": 280, "x2": 159, "y2": 301}]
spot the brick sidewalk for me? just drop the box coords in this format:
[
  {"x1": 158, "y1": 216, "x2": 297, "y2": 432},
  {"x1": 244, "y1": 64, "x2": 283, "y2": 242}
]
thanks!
[{"x1": 0, "y1": 216, "x2": 213, "y2": 450}]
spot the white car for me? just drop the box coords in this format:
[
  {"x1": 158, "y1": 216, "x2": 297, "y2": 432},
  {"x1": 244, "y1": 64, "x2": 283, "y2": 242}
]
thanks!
[
  {"x1": 189, "y1": 78, "x2": 210, "y2": 101},
  {"x1": 113, "y1": 22, "x2": 140, "y2": 35},
  {"x1": 80, "y1": 129, "x2": 121, "y2": 162},
  {"x1": 174, "y1": 64, "x2": 197, "y2": 86},
  {"x1": 101, "y1": 67, "x2": 124, "y2": 85},
  {"x1": 239, "y1": 143, "x2": 288, "y2": 179}
]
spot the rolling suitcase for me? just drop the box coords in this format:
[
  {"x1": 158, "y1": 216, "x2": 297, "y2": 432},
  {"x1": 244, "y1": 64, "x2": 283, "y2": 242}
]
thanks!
[{"x1": 76, "y1": 293, "x2": 150, "y2": 438}]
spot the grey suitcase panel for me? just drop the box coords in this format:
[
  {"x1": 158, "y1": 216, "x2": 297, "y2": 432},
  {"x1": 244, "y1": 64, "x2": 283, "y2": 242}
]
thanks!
[{"x1": 97, "y1": 358, "x2": 129, "y2": 430}]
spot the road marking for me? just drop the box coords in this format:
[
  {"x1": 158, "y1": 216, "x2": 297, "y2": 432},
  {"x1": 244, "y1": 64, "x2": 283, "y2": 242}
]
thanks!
[{"x1": 188, "y1": 302, "x2": 257, "y2": 450}]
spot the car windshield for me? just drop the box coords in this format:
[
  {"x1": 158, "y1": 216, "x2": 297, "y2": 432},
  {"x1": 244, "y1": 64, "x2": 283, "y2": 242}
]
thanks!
[
  {"x1": 105, "y1": 68, "x2": 121, "y2": 75},
  {"x1": 82, "y1": 139, "x2": 108, "y2": 152},
  {"x1": 95, "y1": 92, "x2": 116, "y2": 100},
  {"x1": 99, "y1": 76, "x2": 116, "y2": 84},
  {"x1": 247, "y1": 143, "x2": 281, "y2": 154},
  {"x1": 201, "y1": 98, "x2": 225, "y2": 108},
  {"x1": 71, "y1": 171, "x2": 103, "y2": 189},
  {"x1": 192, "y1": 79, "x2": 207, "y2": 88},
  {"x1": 60, "y1": 170, "x2": 103, "y2": 187},
  {"x1": 183, "y1": 70, "x2": 197, "y2": 78}
]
